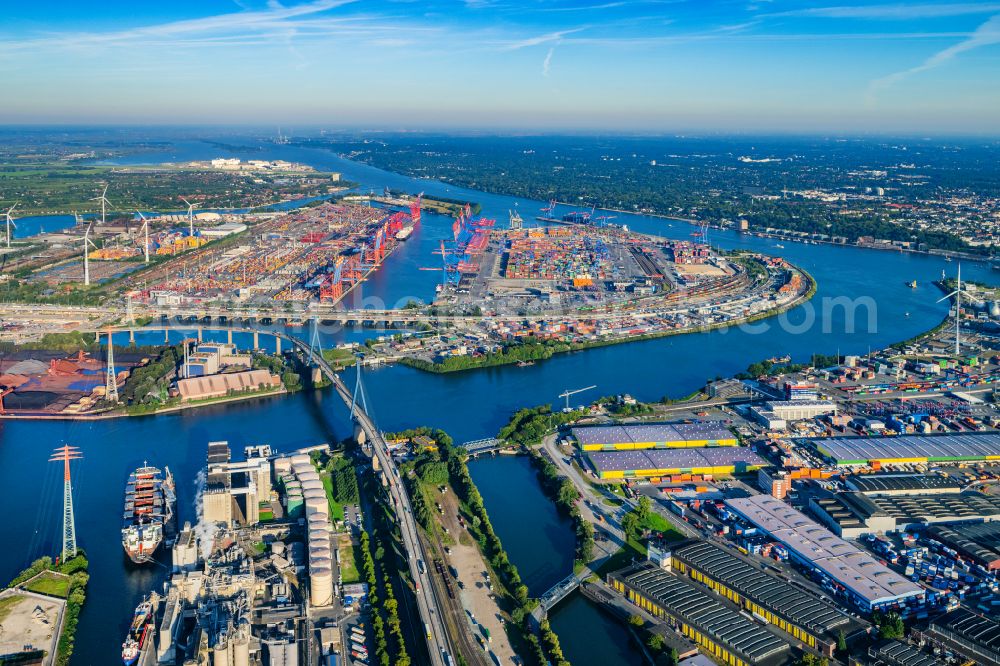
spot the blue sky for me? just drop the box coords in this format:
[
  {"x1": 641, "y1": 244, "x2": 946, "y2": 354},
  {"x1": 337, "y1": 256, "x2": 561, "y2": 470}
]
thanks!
[{"x1": 2, "y1": 1, "x2": 999, "y2": 133}]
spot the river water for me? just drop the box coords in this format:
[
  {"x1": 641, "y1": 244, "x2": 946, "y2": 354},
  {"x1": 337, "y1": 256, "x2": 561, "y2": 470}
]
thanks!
[{"x1": 3, "y1": 136, "x2": 999, "y2": 664}]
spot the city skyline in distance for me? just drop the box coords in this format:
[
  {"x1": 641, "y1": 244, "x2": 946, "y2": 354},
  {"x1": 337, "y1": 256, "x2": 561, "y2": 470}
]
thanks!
[{"x1": 2, "y1": 0, "x2": 1000, "y2": 134}]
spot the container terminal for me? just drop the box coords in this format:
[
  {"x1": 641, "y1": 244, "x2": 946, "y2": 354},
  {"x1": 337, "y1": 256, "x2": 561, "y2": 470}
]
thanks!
[
  {"x1": 433, "y1": 213, "x2": 801, "y2": 321},
  {"x1": 128, "y1": 198, "x2": 421, "y2": 307}
]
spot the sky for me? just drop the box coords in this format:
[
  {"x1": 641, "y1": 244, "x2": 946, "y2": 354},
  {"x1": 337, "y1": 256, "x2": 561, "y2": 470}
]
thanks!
[{"x1": 1, "y1": 1, "x2": 999, "y2": 134}]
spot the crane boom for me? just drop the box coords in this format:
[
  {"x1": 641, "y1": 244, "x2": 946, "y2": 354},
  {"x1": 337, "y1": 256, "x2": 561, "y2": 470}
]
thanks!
[{"x1": 558, "y1": 385, "x2": 596, "y2": 411}]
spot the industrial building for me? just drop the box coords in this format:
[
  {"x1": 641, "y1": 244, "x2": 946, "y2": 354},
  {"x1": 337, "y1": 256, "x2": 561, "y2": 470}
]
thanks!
[
  {"x1": 176, "y1": 368, "x2": 281, "y2": 401},
  {"x1": 572, "y1": 422, "x2": 737, "y2": 452},
  {"x1": 186, "y1": 342, "x2": 252, "y2": 377},
  {"x1": 844, "y1": 474, "x2": 964, "y2": 496},
  {"x1": 920, "y1": 608, "x2": 1000, "y2": 666},
  {"x1": 273, "y1": 453, "x2": 335, "y2": 607},
  {"x1": 926, "y1": 522, "x2": 1000, "y2": 571},
  {"x1": 809, "y1": 494, "x2": 895, "y2": 538},
  {"x1": 586, "y1": 446, "x2": 767, "y2": 480},
  {"x1": 752, "y1": 400, "x2": 837, "y2": 430},
  {"x1": 758, "y1": 469, "x2": 793, "y2": 499},
  {"x1": 809, "y1": 432, "x2": 1000, "y2": 466},
  {"x1": 863, "y1": 641, "x2": 941, "y2": 666},
  {"x1": 725, "y1": 495, "x2": 923, "y2": 611},
  {"x1": 608, "y1": 562, "x2": 792, "y2": 666},
  {"x1": 669, "y1": 540, "x2": 867, "y2": 657},
  {"x1": 811, "y1": 489, "x2": 1000, "y2": 537},
  {"x1": 203, "y1": 442, "x2": 272, "y2": 527}
]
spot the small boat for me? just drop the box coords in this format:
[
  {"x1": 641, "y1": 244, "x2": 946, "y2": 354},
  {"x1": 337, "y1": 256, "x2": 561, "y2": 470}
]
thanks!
[
  {"x1": 516, "y1": 360, "x2": 535, "y2": 367},
  {"x1": 766, "y1": 355, "x2": 791, "y2": 364},
  {"x1": 908, "y1": 280, "x2": 917, "y2": 288},
  {"x1": 945, "y1": 256, "x2": 953, "y2": 262},
  {"x1": 775, "y1": 243, "x2": 785, "y2": 249},
  {"x1": 122, "y1": 598, "x2": 154, "y2": 665}
]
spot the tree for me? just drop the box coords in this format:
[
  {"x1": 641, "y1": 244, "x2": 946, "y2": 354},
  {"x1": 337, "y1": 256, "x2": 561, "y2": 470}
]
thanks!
[
  {"x1": 879, "y1": 611, "x2": 905, "y2": 639},
  {"x1": 637, "y1": 495, "x2": 651, "y2": 520},
  {"x1": 622, "y1": 511, "x2": 639, "y2": 537},
  {"x1": 557, "y1": 478, "x2": 580, "y2": 507},
  {"x1": 836, "y1": 629, "x2": 847, "y2": 653},
  {"x1": 628, "y1": 614, "x2": 644, "y2": 628},
  {"x1": 795, "y1": 655, "x2": 829, "y2": 666},
  {"x1": 648, "y1": 633, "x2": 665, "y2": 652}
]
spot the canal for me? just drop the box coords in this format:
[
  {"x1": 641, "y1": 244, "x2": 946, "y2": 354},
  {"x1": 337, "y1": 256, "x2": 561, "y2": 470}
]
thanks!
[{"x1": 2, "y1": 136, "x2": 999, "y2": 663}]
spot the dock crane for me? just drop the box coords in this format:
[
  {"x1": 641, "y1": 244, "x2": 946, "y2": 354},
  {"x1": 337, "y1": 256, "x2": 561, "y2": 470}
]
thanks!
[{"x1": 559, "y1": 385, "x2": 596, "y2": 412}]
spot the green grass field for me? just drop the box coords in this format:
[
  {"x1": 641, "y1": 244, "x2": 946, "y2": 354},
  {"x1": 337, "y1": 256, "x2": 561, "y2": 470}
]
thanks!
[
  {"x1": 25, "y1": 571, "x2": 71, "y2": 598},
  {"x1": 339, "y1": 539, "x2": 360, "y2": 584}
]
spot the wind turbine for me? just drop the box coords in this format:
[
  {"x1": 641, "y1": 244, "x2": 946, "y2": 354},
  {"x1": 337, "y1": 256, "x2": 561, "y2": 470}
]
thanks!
[
  {"x1": 937, "y1": 263, "x2": 969, "y2": 356},
  {"x1": 91, "y1": 184, "x2": 111, "y2": 225},
  {"x1": 180, "y1": 197, "x2": 195, "y2": 238},
  {"x1": 79, "y1": 216, "x2": 97, "y2": 286},
  {"x1": 4, "y1": 203, "x2": 17, "y2": 248},
  {"x1": 136, "y1": 211, "x2": 150, "y2": 263}
]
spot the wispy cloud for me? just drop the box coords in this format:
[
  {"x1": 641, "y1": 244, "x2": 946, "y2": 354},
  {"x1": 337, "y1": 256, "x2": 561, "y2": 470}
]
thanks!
[
  {"x1": 542, "y1": 46, "x2": 555, "y2": 76},
  {"x1": 870, "y1": 13, "x2": 1000, "y2": 92},
  {"x1": 0, "y1": 0, "x2": 364, "y2": 51},
  {"x1": 771, "y1": 2, "x2": 1000, "y2": 20},
  {"x1": 500, "y1": 27, "x2": 585, "y2": 50}
]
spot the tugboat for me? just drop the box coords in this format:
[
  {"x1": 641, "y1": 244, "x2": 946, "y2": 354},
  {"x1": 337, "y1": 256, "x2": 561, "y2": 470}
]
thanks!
[
  {"x1": 122, "y1": 465, "x2": 175, "y2": 564},
  {"x1": 121, "y1": 597, "x2": 154, "y2": 665}
]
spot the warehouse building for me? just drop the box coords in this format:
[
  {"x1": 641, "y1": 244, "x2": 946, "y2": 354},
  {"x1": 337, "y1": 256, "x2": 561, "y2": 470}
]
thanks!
[
  {"x1": 809, "y1": 432, "x2": 1000, "y2": 466},
  {"x1": 176, "y1": 369, "x2": 281, "y2": 401},
  {"x1": 725, "y1": 495, "x2": 923, "y2": 611},
  {"x1": 920, "y1": 608, "x2": 1000, "y2": 666},
  {"x1": 844, "y1": 474, "x2": 964, "y2": 496},
  {"x1": 608, "y1": 562, "x2": 791, "y2": 666},
  {"x1": 926, "y1": 522, "x2": 1000, "y2": 571},
  {"x1": 670, "y1": 541, "x2": 867, "y2": 657},
  {"x1": 870, "y1": 492, "x2": 1000, "y2": 527},
  {"x1": 572, "y1": 422, "x2": 737, "y2": 452},
  {"x1": 862, "y1": 641, "x2": 941, "y2": 666},
  {"x1": 810, "y1": 488, "x2": 1000, "y2": 536},
  {"x1": 586, "y1": 446, "x2": 767, "y2": 480},
  {"x1": 809, "y1": 494, "x2": 895, "y2": 538},
  {"x1": 765, "y1": 400, "x2": 837, "y2": 421}
]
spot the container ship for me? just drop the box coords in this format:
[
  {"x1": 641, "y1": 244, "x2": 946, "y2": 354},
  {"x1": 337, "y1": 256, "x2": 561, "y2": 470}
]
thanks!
[
  {"x1": 122, "y1": 465, "x2": 175, "y2": 564},
  {"x1": 121, "y1": 597, "x2": 154, "y2": 665},
  {"x1": 536, "y1": 210, "x2": 593, "y2": 225}
]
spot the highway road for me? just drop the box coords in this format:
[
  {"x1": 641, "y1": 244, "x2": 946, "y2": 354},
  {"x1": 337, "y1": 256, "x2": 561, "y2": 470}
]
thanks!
[{"x1": 298, "y1": 338, "x2": 454, "y2": 666}]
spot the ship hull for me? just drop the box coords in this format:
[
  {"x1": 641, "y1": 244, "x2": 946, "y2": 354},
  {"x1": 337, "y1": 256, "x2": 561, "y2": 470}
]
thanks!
[{"x1": 121, "y1": 465, "x2": 174, "y2": 566}]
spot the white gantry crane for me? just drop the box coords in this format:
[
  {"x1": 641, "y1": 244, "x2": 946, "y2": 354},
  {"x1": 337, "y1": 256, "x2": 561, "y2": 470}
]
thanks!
[
  {"x1": 937, "y1": 263, "x2": 970, "y2": 356},
  {"x1": 559, "y1": 385, "x2": 596, "y2": 412},
  {"x1": 4, "y1": 203, "x2": 17, "y2": 248},
  {"x1": 136, "y1": 211, "x2": 151, "y2": 263},
  {"x1": 91, "y1": 184, "x2": 112, "y2": 225},
  {"x1": 180, "y1": 197, "x2": 196, "y2": 237}
]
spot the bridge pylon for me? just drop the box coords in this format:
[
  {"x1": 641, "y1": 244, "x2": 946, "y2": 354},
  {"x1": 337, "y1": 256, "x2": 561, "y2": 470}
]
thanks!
[
  {"x1": 308, "y1": 316, "x2": 323, "y2": 366},
  {"x1": 349, "y1": 357, "x2": 369, "y2": 421}
]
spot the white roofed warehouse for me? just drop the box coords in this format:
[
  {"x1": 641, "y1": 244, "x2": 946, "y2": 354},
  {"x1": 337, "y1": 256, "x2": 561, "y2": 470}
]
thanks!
[{"x1": 725, "y1": 494, "x2": 924, "y2": 612}]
